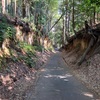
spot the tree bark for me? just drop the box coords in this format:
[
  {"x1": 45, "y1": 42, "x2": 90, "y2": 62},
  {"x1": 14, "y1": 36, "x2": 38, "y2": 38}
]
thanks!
[
  {"x1": 77, "y1": 37, "x2": 94, "y2": 66},
  {"x1": 22, "y1": 0, "x2": 26, "y2": 18},
  {"x1": 49, "y1": 13, "x2": 64, "y2": 32},
  {"x1": 93, "y1": 7, "x2": 96, "y2": 24},
  {"x1": 14, "y1": 0, "x2": 17, "y2": 16},
  {"x1": 63, "y1": 14, "x2": 66, "y2": 45},
  {"x1": 2, "y1": 0, "x2": 5, "y2": 14},
  {"x1": 72, "y1": 0, "x2": 75, "y2": 31}
]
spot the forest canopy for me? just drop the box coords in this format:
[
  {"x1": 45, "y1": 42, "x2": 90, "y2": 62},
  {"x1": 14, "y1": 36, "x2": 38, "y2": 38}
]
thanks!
[{"x1": 0, "y1": 0, "x2": 100, "y2": 47}]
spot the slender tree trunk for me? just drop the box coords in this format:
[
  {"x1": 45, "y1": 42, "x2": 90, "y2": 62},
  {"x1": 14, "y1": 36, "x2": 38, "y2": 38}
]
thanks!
[
  {"x1": 26, "y1": 4, "x2": 28, "y2": 17},
  {"x1": 77, "y1": 37, "x2": 94, "y2": 66},
  {"x1": 6, "y1": 0, "x2": 9, "y2": 13},
  {"x1": 49, "y1": 13, "x2": 64, "y2": 32},
  {"x1": 68, "y1": 11, "x2": 70, "y2": 33},
  {"x1": 65, "y1": 1, "x2": 70, "y2": 37},
  {"x1": 89, "y1": 16, "x2": 92, "y2": 27},
  {"x1": 72, "y1": 0, "x2": 75, "y2": 31},
  {"x1": 97, "y1": 12, "x2": 99, "y2": 23},
  {"x1": 22, "y1": 0, "x2": 26, "y2": 18},
  {"x1": 2, "y1": 0, "x2": 6, "y2": 14},
  {"x1": 68, "y1": 10, "x2": 71, "y2": 33},
  {"x1": 11, "y1": 0, "x2": 13, "y2": 16},
  {"x1": 7, "y1": 0, "x2": 10, "y2": 14},
  {"x1": 28, "y1": 4, "x2": 30, "y2": 19},
  {"x1": 93, "y1": 7, "x2": 96, "y2": 24},
  {"x1": 15, "y1": 0, "x2": 17, "y2": 16},
  {"x1": 26, "y1": 3, "x2": 30, "y2": 18},
  {"x1": 63, "y1": 14, "x2": 66, "y2": 45}
]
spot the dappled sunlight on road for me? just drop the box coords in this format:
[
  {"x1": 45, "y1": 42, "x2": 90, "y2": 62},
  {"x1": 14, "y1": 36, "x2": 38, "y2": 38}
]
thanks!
[
  {"x1": 25, "y1": 53, "x2": 100, "y2": 100},
  {"x1": 44, "y1": 74, "x2": 71, "y2": 83},
  {"x1": 44, "y1": 73, "x2": 72, "y2": 79},
  {"x1": 82, "y1": 92, "x2": 94, "y2": 98},
  {"x1": 82, "y1": 92, "x2": 100, "y2": 100}
]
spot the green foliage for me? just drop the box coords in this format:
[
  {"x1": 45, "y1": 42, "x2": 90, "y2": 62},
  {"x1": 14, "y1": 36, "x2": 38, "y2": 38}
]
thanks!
[
  {"x1": 4, "y1": 27, "x2": 16, "y2": 39},
  {"x1": 15, "y1": 38, "x2": 43, "y2": 69},
  {"x1": 18, "y1": 52, "x2": 36, "y2": 68},
  {"x1": 11, "y1": 56, "x2": 18, "y2": 62},
  {"x1": 46, "y1": 0, "x2": 58, "y2": 13},
  {"x1": 18, "y1": 41, "x2": 43, "y2": 53},
  {"x1": 0, "y1": 56, "x2": 7, "y2": 69},
  {"x1": 47, "y1": 45, "x2": 54, "y2": 51},
  {"x1": 23, "y1": 56, "x2": 36, "y2": 68},
  {"x1": 0, "y1": 17, "x2": 7, "y2": 23},
  {"x1": 49, "y1": 30, "x2": 62, "y2": 48},
  {"x1": 0, "y1": 19, "x2": 16, "y2": 43},
  {"x1": 90, "y1": 0, "x2": 100, "y2": 6},
  {"x1": 10, "y1": 49, "x2": 37, "y2": 68},
  {"x1": 34, "y1": 45, "x2": 43, "y2": 52},
  {"x1": 30, "y1": 23, "x2": 36, "y2": 31},
  {"x1": 60, "y1": 0, "x2": 100, "y2": 41},
  {"x1": 18, "y1": 42, "x2": 34, "y2": 52}
]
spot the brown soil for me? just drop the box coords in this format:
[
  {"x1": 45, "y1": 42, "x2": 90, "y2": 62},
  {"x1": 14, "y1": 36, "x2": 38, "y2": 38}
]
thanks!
[
  {"x1": 62, "y1": 46, "x2": 100, "y2": 96},
  {"x1": 0, "y1": 51, "x2": 52, "y2": 100}
]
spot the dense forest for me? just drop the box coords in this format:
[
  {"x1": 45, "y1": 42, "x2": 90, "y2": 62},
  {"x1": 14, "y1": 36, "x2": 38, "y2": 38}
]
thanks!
[
  {"x1": 0, "y1": 0, "x2": 100, "y2": 46},
  {"x1": 0, "y1": 0, "x2": 100, "y2": 99}
]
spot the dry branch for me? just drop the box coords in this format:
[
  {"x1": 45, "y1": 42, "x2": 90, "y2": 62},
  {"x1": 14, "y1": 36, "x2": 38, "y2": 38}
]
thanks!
[{"x1": 77, "y1": 37, "x2": 94, "y2": 66}]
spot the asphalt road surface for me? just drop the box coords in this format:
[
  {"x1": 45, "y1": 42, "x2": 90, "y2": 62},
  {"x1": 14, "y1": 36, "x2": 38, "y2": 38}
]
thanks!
[{"x1": 27, "y1": 52, "x2": 99, "y2": 100}]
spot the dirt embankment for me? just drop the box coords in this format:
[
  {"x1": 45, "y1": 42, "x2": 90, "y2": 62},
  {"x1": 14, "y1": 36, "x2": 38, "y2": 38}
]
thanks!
[
  {"x1": 0, "y1": 13, "x2": 53, "y2": 100},
  {"x1": 0, "y1": 51, "x2": 52, "y2": 100},
  {"x1": 62, "y1": 48, "x2": 100, "y2": 96}
]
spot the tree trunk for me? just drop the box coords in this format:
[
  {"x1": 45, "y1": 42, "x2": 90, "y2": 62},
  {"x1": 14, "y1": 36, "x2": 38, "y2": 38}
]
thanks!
[
  {"x1": 11, "y1": 0, "x2": 13, "y2": 16},
  {"x1": 2, "y1": 0, "x2": 5, "y2": 14},
  {"x1": 7, "y1": 0, "x2": 10, "y2": 14},
  {"x1": 68, "y1": 10, "x2": 71, "y2": 33},
  {"x1": 26, "y1": 3, "x2": 30, "y2": 18},
  {"x1": 77, "y1": 37, "x2": 94, "y2": 66},
  {"x1": 65, "y1": 0, "x2": 70, "y2": 41},
  {"x1": 14, "y1": 0, "x2": 17, "y2": 16},
  {"x1": 22, "y1": 0, "x2": 26, "y2": 18},
  {"x1": 72, "y1": 0, "x2": 75, "y2": 31},
  {"x1": 49, "y1": 13, "x2": 64, "y2": 32},
  {"x1": 63, "y1": 14, "x2": 66, "y2": 45},
  {"x1": 93, "y1": 7, "x2": 96, "y2": 24},
  {"x1": 6, "y1": 0, "x2": 8, "y2": 13},
  {"x1": 96, "y1": 12, "x2": 99, "y2": 23}
]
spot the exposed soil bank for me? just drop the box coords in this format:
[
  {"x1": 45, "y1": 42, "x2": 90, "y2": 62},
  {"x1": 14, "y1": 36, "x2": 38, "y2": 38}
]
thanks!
[
  {"x1": 0, "y1": 51, "x2": 52, "y2": 100},
  {"x1": 62, "y1": 50, "x2": 100, "y2": 97}
]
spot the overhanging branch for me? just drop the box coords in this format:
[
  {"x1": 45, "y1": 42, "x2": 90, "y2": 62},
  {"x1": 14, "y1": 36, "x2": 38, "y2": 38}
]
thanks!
[{"x1": 48, "y1": 13, "x2": 65, "y2": 32}]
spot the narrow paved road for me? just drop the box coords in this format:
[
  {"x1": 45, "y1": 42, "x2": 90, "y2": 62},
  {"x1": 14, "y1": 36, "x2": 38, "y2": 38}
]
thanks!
[{"x1": 27, "y1": 52, "x2": 99, "y2": 100}]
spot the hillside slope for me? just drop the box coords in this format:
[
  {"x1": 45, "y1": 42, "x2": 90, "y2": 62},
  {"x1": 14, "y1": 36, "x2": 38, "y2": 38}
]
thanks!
[{"x1": 62, "y1": 23, "x2": 100, "y2": 96}]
